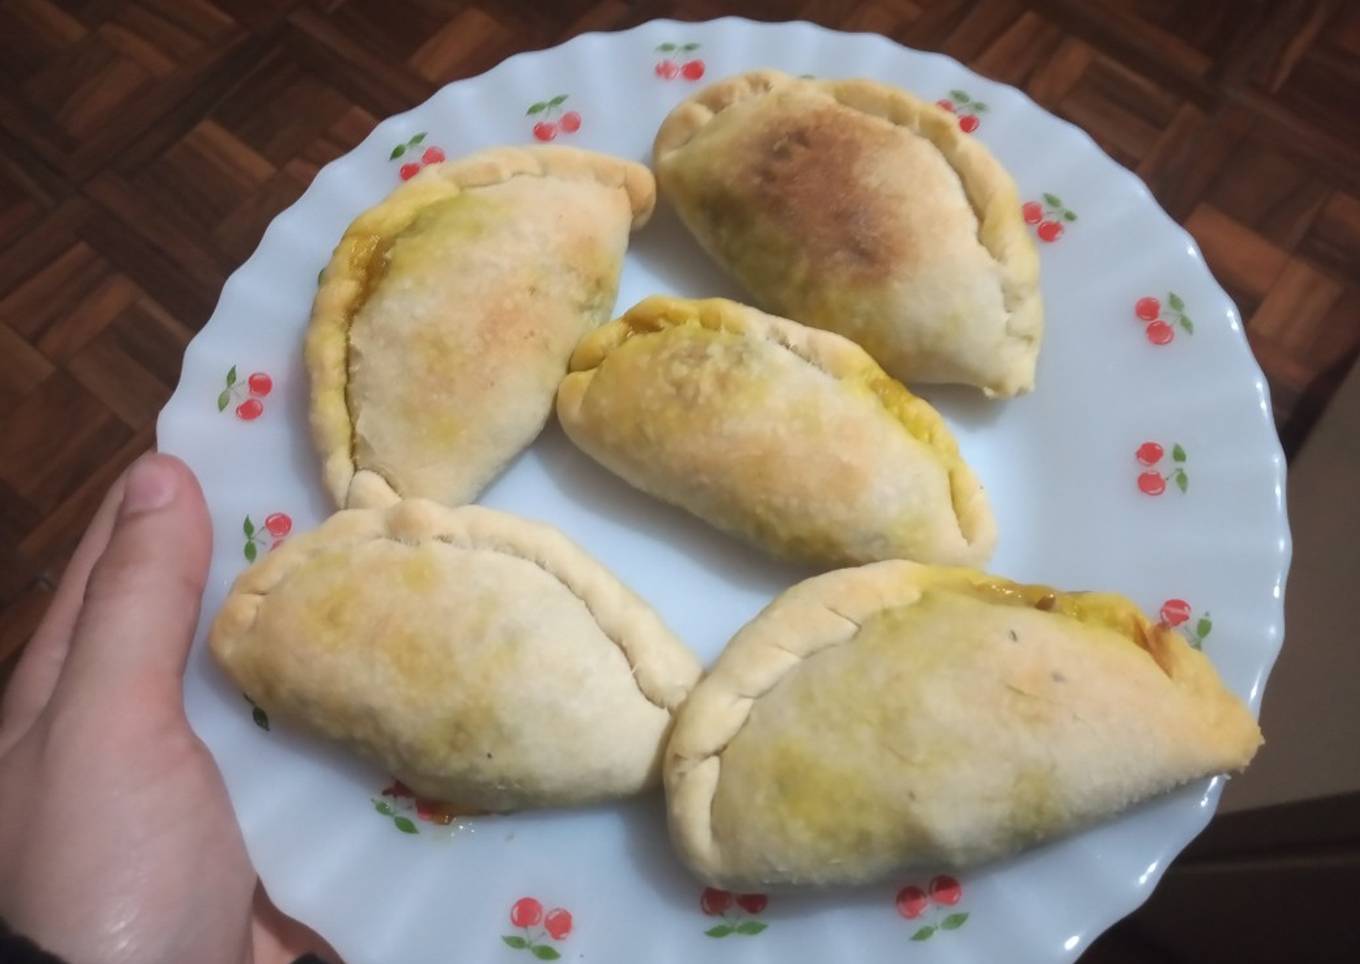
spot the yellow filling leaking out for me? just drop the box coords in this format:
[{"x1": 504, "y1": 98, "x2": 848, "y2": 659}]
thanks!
[
  {"x1": 343, "y1": 192, "x2": 500, "y2": 328},
  {"x1": 909, "y1": 565, "x2": 1158, "y2": 653},
  {"x1": 345, "y1": 232, "x2": 395, "y2": 321},
  {"x1": 585, "y1": 296, "x2": 982, "y2": 530},
  {"x1": 338, "y1": 191, "x2": 503, "y2": 478},
  {"x1": 606, "y1": 296, "x2": 955, "y2": 456}
]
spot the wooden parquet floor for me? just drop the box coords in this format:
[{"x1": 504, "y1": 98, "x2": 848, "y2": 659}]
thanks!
[
  {"x1": 1, "y1": 0, "x2": 1357, "y2": 671},
  {"x1": 0, "y1": 4, "x2": 1357, "y2": 959}
]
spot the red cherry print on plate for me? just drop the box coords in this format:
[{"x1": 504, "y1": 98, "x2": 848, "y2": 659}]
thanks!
[
  {"x1": 1135, "y1": 296, "x2": 1161, "y2": 321},
  {"x1": 700, "y1": 887, "x2": 732, "y2": 915},
  {"x1": 1037, "y1": 220, "x2": 1063, "y2": 242},
  {"x1": 533, "y1": 121, "x2": 557, "y2": 142},
  {"x1": 656, "y1": 59, "x2": 679, "y2": 79},
  {"x1": 1138, "y1": 470, "x2": 1166, "y2": 496},
  {"x1": 421, "y1": 146, "x2": 445, "y2": 165},
  {"x1": 236, "y1": 398, "x2": 263, "y2": 421},
  {"x1": 681, "y1": 59, "x2": 705, "y2": 80},
  {"x1": 1146, "y1": 319, "x2": 1174, "y2": 344},
  {"x1": 544, "y1": 908, "x2": 573, "y2": 940},
  {"x1": 1161, "y1": 599, "x2": 1191, "y2": 627},
  {"x1": 1021, "y1": 201, "x2": 1043, "y2": 224},
  {"x1": 559, "y1": 110, "x2": 581, "y2": 133},
  {"x1": 936, "y1": 98, "x2": 955, "y2": 113},
  {"x1": 959, "y1": 114, "x2": 979, "y2": 133},
  {"x1": 1136, "y1": 442, "x2": 1164, "y2": 466},
  {"x1": 399, "y1": 162, "x2": 421, "y2": 181},
  {"x1": 510, "y1": 897, "x2": 543, "y2": 928},
  {"x1": 735, "y1": 893, "x2": 768, "y2": 914},
  {"x1": 264, "y1": 512, "x2": 292, "y2": 538},
  {"x1": 896, "y1": 885, "x2": 929, "y2": 919},
  {"x1": 929, "y1": 874, "x2": 962, "y2": 906},
  {"x1": 247, "y1": 372, "x2": 272, "y2": 397}
]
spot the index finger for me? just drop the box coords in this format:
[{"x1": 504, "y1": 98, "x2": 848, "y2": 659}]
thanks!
[{"x1": 0, "y1": 468, "x2": 128, "y2": 752}]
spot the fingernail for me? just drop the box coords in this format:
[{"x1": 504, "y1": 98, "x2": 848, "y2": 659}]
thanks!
[{"x1": 121, "y1": 455, "x2": 179, "y2": 515}]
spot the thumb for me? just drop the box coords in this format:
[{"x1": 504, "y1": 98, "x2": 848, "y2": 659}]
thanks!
[{"x1": 53, "y1": 454, "x2": 212, "y2": 706}]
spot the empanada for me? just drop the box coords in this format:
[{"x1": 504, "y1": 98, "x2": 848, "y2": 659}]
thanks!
[
  {"x1": 665, "y1": 562, "x2": 1261, "y2": 888},
  {"x1": 210, "y1": 500, "x2": 701, "y2": 811},
  {"x1": 557, "y1": 296, "x2": 995, "y2": 567},
  {"x1": 308, "y1": 146, "x2": 655, "y2": 509},
  {"x1": 653, "y1": 70, "x2": 1042, "y2": 397}
]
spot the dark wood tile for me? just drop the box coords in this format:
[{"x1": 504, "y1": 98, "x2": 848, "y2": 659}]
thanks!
[
  {"x1": 212, "y1": 51, "x2": 351, "y2": 166},
  {"x1": 1, "y1": 240, "x2": 112, "y2": 344},
  {"x1": 1184, "y1": 203, "x2": 1289, "y2": 311},
  {"x1": 1206, "y1": 134, "x2": 1331, "y2": 251},
  {"x1": 66, "y1": 315, "x2": 176, "y2": 427},
  {"x1": 0, "y1": 371, "x2": 132, "y2": 514},
  {"x1": 0, "y1": 157, "x2": 52, "y2": 245},
  {"x1": 1300, "y1": 189, "x2": 1360, "y2": 280},
  {"x1": 0, "y1": 321, "x2": 55, "y2": 412},
  {"x1": 969, "y1": 10, "x2": 1068, "y2": 89}
]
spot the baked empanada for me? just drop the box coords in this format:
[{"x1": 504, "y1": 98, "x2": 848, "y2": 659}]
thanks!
[
  {"x1": 308, "y1": 146, "x2": 655, "y2": 509},
  {"x1": 210, "y1": 500, "x2": 701, "y2": 811},
  {"x1": 557, "y1": 296, "x2": 995, "y2": 567},
  {"x1": 654, "y1": 70, "x2": 1042, "y2": 397},
  {"x1": 665, "y1": 562, "x2": 1261, "y2": 888}
]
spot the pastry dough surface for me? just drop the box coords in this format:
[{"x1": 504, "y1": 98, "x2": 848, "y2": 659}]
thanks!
[
  {"x1": 558, "y1": 296, "x2": 996, "y2": 567},
  {"x1": 211, "y1": 500, "x2": 701, "y2": 811},
  {"x1": 664, "y1": 561, "x2": 1262, "y2": 887},
  {"x1": 308, "y1": 146, "x2": 655, "y2": 508},
  {"x1": 654, "y1": 70, "x2": 1042, "y2": 397}
]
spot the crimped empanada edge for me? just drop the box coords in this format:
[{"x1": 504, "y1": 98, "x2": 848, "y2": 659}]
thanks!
[
  {"x1": 209, "y1": 500, "x2": 701, "y2": 713},
  {"x1": 665, "y1": 562, "x2": 911, "y2": 881},
  {"x1": 561, "y1": 296, "x2": 996, "y2": 561},
  {"x1": 664, "y1": 560, "x2": 1261, "y2": 882},
  {"x1": 305, "y1": 146, "x2": 658, "y2": 510},
  {"x1": 652, "y1": 70, "x2": 1042, "y2": 398}
]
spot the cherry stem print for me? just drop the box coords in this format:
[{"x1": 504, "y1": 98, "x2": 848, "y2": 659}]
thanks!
[
  {"x1": 654, "y1": 42, "x2": 704, "y2": 81},
  {"x1": 1160, "y1": 599, "x2": 1213, "y2": 650},
  {"x1": 503, "y1": 897, "x2": 571, "y2": 959},
  {"x1": 390, "y1": 132, "x2": 446, "y2": 181},
  {"x1": 527, "y1": 95, "x2": 580, "y2": 142},
  {"x1": 936, "y1": 89, "x2": 988, "y2": 132},
  {"x1": 1135, "y1": 292, "x2": 1194, "y2": 345},
  {"x1": 699, "y1": 887, "x2": 769, "y2": 938},
  {"x1": 897, "y1": 875, "x2": 969, "y2": 941},
  {"x1": 375, "y1": 782, "x2": 421, "y2": 834},
  {"x1": 242, "y1": 693, "x2": 269, "y2": 731},
  {"x1": 242, "y1": 513, "x2": 292, "y2": 562},
  {"x1": 1135, "y1": 442, "x2": 1190, "y2": 495},
  {"x1": 371, "y1": 797, "x2": 418, "y2": 835},
  {"x1": 388, "y1": 131, "x2": 425, "y2": 161},
  {"x1": 1187, "y1": 611, "x2": 1213, "y2": 648},
  {"x1": 217, "y1": 365, "x2": 272, "y2": 420},
  {"x1": 1022, "y1": 193, "x2": 1078, "y2": 243}
]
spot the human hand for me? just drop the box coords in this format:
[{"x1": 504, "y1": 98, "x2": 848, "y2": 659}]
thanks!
[{"x1": 0, "y1": 454, "x2": 335, "y2": 964}]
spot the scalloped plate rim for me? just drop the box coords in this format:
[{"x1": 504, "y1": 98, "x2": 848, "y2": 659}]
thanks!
[{"x1": 157, "y1": 16, "x2": 1291, "y2": 964}]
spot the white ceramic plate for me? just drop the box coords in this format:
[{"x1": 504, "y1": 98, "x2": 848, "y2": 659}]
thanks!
[{"x1": 157, "y1": 17, "x2": 1290, "y2": 964}]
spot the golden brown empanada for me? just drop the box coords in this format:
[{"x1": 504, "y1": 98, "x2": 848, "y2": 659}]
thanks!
[
  {"x1": 557, "y1": 296, "x2": 995, "y2": 568},
  {"x1": 654, "y1": 70, "x2": 1041, "y2": 397},
  {"x1": 308, "y1": 146, "x2": 655, "y2": 509},
  {"x1": 665, "y1": 561, "x2": 1261, "y2": 888},
  {"x1": 210, "y1": 500, "x2": 701, "y2": 811}
]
